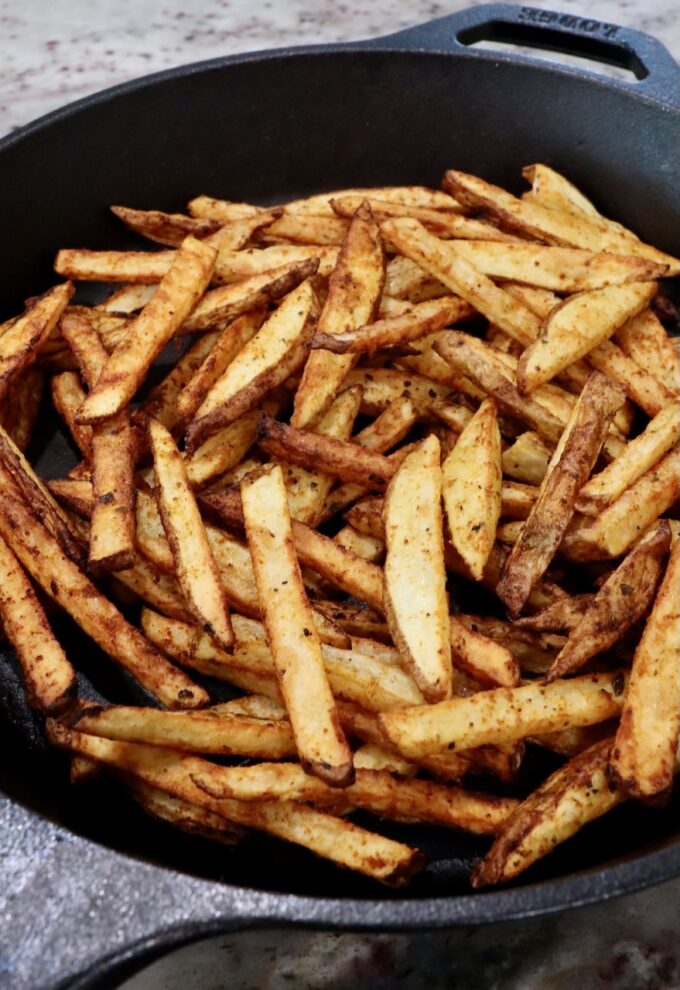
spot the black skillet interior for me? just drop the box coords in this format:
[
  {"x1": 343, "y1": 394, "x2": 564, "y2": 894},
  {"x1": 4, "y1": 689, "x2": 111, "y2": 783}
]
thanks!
[{"x1": 2, "y1": 0, "x2": 680, "y2": 964}]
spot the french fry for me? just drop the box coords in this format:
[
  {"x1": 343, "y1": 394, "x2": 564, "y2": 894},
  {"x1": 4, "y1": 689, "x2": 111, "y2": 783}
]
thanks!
[
  {"x1": 260, "y1": 212, "x2": 349, "y2": 246},
  {"x1": 149, "y1": 417, "x2": 234, "y2": 650},
  {"x1": 333, "y1": 196, "x2": 503, "y2": 236},
  {"x1": 285, "y1": 185, "x2": 461, "y2": 216},
  {"x1": 292, "y1": 523, "x2": 386, "y2": 610},
  {"x1": 0, "y1": 531, "x2": 75, "y2": 713},
  {"x1": 383, "y1": 255, "x2": 449, "y2": 303},
  {"x1": 443, "y1": 170, "x2": 680, "y2": 272},
  {"x1": 0, "y1": 283, "x2": 73, "y2": 402},
  {"x1": 449, "y1": 615, "x2": 519, "y2": 688},
  {"x1": 185, "y1": 410, "x2": 260, "y2": 489},
  {"x1": 97, "y1": 283, "x2": 157, "y2": 313},
  {"x1": 50, "y1": 372, "x2": 93, "y2": 459},
  {"x1": 353, "y1": 743, "x2": 417, "y2": 776},
  {"x1": 335, "y1": 525, "x2": 384, "y2": 562},
  {"x1": 213, "y1": 245, "x2": 338, "y2": 283},
  {"x1": 192, "y1": 762, "x2": 517, "y2": 833},
  {"x1": 471, "y1": 739, "x2": 620, "y2": 887},
  {"x1": 547, "y1": 522, "x2": 671, "y2": 681},
  {"x1": 515, "y1": 594, "x2": 595, "y2": 633},
  {"x1": 76, "y1": 237, "x2": 215, "y2": 424},
  {"x1": 47, "y1": 724, "x2": 422, "y2": 886},
  {"x1": 292, "y1": 202, "x2": 384, "y2": 427},
  {"x1": 609, "y1": 526, "x2": 680, "y2": 797},
  {"x1": 215, "y1": 694, "x2": 288, "y2": 720},
  {"x1": 0, "y1": 491, "x2": 206, "y2": 708},
  {"x1": 577, "y1": 402, "x2": 680, "y2": 514},
  {"x1": 379, "y1": 670, "x2": 626, "y2": 758},
  {"x1": 345, "y1": 367, "x2": 473, "y2": 432},
  {"x1": 73, "y1": 703, "x2": 298, "y2": 758},
  {"x1": 497, "y1": 374, "x2": 625, "y2": 615},
  {"x1": 585, "y1": 337, "x2": 674, "y2": 417},
  {"x1": 240, "y1": 465, "x2": 353, "y2": 785},
  {"x1": 457, "y1": 615, "x2": 563, "y2": 674},
  {"x1": 61, "y1": 312, "x2": 135, "y2": 572},
  {"x1": 442, "y1": 397, "x2": 501, "y2": 581},
  {"x1": 2, "y1": 366, "x2": 44, "y2": 452},
  {"x1": 313, "y1": 601, "x2": 389, "y2": 642},
  {"x1": 521, "y1": 164, "x2": 606, "y2": 220},
  {"x1": 112, "y1": 554, "x2": 191, "y2": 622},
  {"x1": 501, "y1": 432, "x2": 551, "y2": 484},
  {"x1": 383, "y1": 435, "x2": 451, "y2": 701},
  {"x1": 516, "y1": 282, "x2": 657, "y2": 394},
  {"x1": 187, "y1": 195, "x2": 268, "y2": 221},
  {"x1": 185, "y1": 279, "x2": 316, "y2": 451},
  {"x1": 615, "y1": 308, "x2": 680, "y2": 397},
  {"x1": 111, "y1": 205, "x2": 222, "y2": 245},
  {"x1": 125, "y1": 780, "x2": 245, "y2": 845}
]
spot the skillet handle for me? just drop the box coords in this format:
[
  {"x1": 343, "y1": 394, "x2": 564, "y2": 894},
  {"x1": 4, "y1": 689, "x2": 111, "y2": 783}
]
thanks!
[{"x1": 374, "y1": 3, "x2": 680, "y2": 107}]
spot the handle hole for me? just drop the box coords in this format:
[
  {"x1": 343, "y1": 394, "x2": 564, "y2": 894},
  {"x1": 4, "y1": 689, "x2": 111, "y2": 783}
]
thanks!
[{"x1": 457, "y1": 21, "x2": 647, "y2": 82}]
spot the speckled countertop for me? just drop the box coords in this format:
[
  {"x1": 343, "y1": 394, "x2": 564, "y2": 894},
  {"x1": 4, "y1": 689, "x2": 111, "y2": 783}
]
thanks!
[{"x1": 3, "y1": 1, "x2": 680, "y2": 989}]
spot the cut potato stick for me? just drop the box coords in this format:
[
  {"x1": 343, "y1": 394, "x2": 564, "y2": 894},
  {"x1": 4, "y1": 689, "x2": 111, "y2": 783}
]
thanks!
[
  {"x1": 293, "y1": 524, "x2": 385, "y2": 612},
  {"x1": 444, "y1": 240, "x2": 667, "y2": 292},
  {"x1": 335, "y1": 525, "x2": 384, "y2": 562},
  {"x1": 292, "y1": 202, "x2": 384, "y2": 427},
  {"x1": 111, "y1": 554, "x2": 191, "y2": 622},
  {"x1": 3, "y1": 366, "x2": 44, "y2": 452},
  {"x1": 214, "y1": 245, "x2": 338, "y2": 283},
  {"x1": 51, "y1": 372, "x2": 93, "y2": 459},
  {"x1": 259, "y1": 212, "x2": 349, "y2": 246},
  {"x1": 442, "y1": 397, "x2": 501, "y2": 581},
  {"x1": 111, "y1": 205, "x2": 222, "y2": 245},
  {"x1": 353, "y1": 743, "x2": 417, "y2": 776},
  {"x1": 521, "y1": 164, "x2": 605, "y2": 220},
  {"x1": 73, "y1": 704, "x2": 297, "y2": 758},
  {"x1": 332, "y1": 195, "x2": 498, "y2": 231},
  {"x1": 515, "y1": 594, "x2": 595, "y2": 633},
  {"x1": 383, "y1": 435, "x2": 451, "y2": 701},
  {"x1": 97, "y1": 283, "x2": 157, "y2": 313},
  {"x1": 443, "y1": 170, "x2": 680, "y2": 272},
  {"x1": 149, "y1": 417, "x2": 233, "y2": 650},
  {"x1": 286, "y1": 185, "x2": 461, "y2": 216},
  {"x1": 0, "y1": 283, "x2": 73, "y2": 402},
  {"x1": 61, "y1": 312, "x2": 135, "y2": 572},
  {"x1": 516, "y1": 282, "x2": 657, "y2": 394},
  {"x1": 185, "y1": 279, "x2": 316, "y2": 451},
  {"x1": 577, "y1": 402, "x2": 680, "y2": 514},
  {"x1": 449, "y1": 615, "x2": 519, "y2": 688},
  {"x1": 497, "y1": 373, "x2": 625, "y2": 615},
  {"x1": 136, "y1": 330, "x2": 223, "y2": 433},
  {"x1": 47, "y1": 724, "x2": 422, "y2": 886},
  {"x1": 345, "y1": 367, "x2": 472, "y2": 432},
  {"x1": 193, "y1": 762, "x2": 517, "y2": 833},
  {"x1": 382, "y1": 217, "x2": 542, "y2": 346},
  {"x1": 215, "y1": 694, "x2": 288, "y2": 720},
  {"x1": 383, "y1": 255, "x2": 449, "y2": 303},
  {"x1": 0, "y1": 492, "x2": 206, "y2": 708},
  {"x1": 125, "y1": 780, "x2": 245, "y2": 845},
  {"x1": 501, "y1": 432, "x2": 551, "y2": 485},
  {"x1": 615, "y1": 308, "x2": 680, "y2": 397},
  {"x1": 472, "y1": 739, "x2": 619, "y2": 887},
  {"x1": 76, "y1": 237, "x2": 215, "y2": 423},
  {"x1": 379, "y1": 670, "x2": 626, "y2": 758},
  {"x1": 547, "y1": 522, "x2": 671, "y2": 681},
  {"x1": 585, "y1": 337, "x2": 673, "y2": 417},
  {"x1": 0, "y1": 531, "x2": 75, "y2": 713},
  {"x1": 185, "y1": 410, "x2": 259, "y2": 489},
  {"x1": 609, "y1": 526, "x2": 680, "y2": 797},
  {"x1": 187, "y1": 195, "x2": 266, "y2": 221},
  {"x1": 241, "y1": 465, "x2": 353, "y2": 785}
]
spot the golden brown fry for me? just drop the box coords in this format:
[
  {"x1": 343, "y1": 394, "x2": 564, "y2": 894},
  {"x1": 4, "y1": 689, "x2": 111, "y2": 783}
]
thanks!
[
  {"x1": 335, "y1": 525, "x2": 384, "y2": 562},
  {"x1": 111, "y1": 205, "x2": 221, "y2": 245},
  {"x1": 125, "y1": 780, "x2": 245, "y2": 845},
  {"x1": 379, "y1": 670, "x2": 626, "y2": 758},
  {"x1": 185, "y1": 410, "x2": 260, "y2": 489},
  {"x1": 521, "y1": 164, "x2": 605, "y2": 220},
  {"x1": 292, "y1": 202, "x2": 384, "y2": 427},
  {"x1": 442, "y1": 397, "x2": 501, "y2": 581},
  {"x1": 0, "y1": 491, "x2": 205, "y2": 707},
  {"x1": 241, "y1": 465, "x2": 353, "y2": 785},
  {"x1": 185, "y1": 279, "x2": 316, "y2": 451},
  {"x1": 471, "y1": 739, "x2": 619, "y2": 887},
  {"x1": 548, "y1": 522, "x2": 671, "y2": 681},
  {"x1": 515, "y1": 594, "x2": 595, "y2": 633},
  {"x1": 187, "y1": 195, "x2": 267, "y2": 221},
  {"x1": 51, "y1": 372, "x2": 93, "y2": 459},
  {"x1": 497, "y1": 374, "x2": 625, "y2": 615},
  {"x1": 76, "y1": 237, "x2": 215, "y2": 424},
  {"x1": 149, "y1": 417, "x2": 233, "y2": 649},
  {"x1": 260, "y1": 212, "x2": 349, "y2": 245},
  {"x1": 609, "y1": 526, "x2": 680, "y2": 797},
  {"x1": 3, "y1": 366, "x2": 44, "y2": 452},
  {"x1": 286, "y1": 185, "x2": 461, "y2": 216},
  {"x1": 501, "y1": 432, "x2": 552, "y2": 485},
  {"x1": 97, "y1": 283, "x2": 157, "y2": 313},
  {"x1": 383, "y1": 435, "x2": 451, "y2": 701},
  {"x1": 585, "y1": 338, "x2": 674, "y2": 417},
  {"x1": 0, "y1": 283, "x2": 73, "y2": 402},
  {"x1": 449, "y1": 615, "x2": 519, "y2": 688},
  {"x1": 615, "y1": 308, "x2": 680, "y2": 397}
]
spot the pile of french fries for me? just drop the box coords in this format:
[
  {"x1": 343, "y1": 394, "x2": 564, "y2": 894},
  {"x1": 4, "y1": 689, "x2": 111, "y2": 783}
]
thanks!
[{"x1": 0, "y1": 163, "x2": 679, "y2": 889}]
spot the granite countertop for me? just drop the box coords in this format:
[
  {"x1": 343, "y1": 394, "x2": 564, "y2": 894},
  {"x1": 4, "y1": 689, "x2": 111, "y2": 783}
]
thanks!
[{"x1": 3, "y1": 1, "x2": 680, "y2": 988}]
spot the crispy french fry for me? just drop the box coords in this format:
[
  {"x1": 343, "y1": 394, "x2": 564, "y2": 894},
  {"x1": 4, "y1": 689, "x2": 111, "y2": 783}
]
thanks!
[
  {"x1": 449, "y1": 615, "x2": 519, "y2": 688},
  {"x1": 51, "y1": 372, "x2": 93, "y2": 459},
  {"x1": 615, "y1": 308, "x2": 680, "y2": 397},
  {"x1": 185, "y1": 280, "x2": 316, "y2": 450},
  {"x1": 353, "y1": 743, "x2": 417, "y2": 776},
  {"x1": 521, "y1": 164, "x2": 605, "y2": 220},
  {"x1": 0, "y1": 283, "x2": 73, "y2": 402},
  {"x1": 515, "y1": 594, "x2": 595, "y2": 633},
  {"x1": 260, "y1": 212, "x2": 349, "y2": 246},
  {"x1": 97, "y1": 283, "x2": 157, "y2": 313},
  {"x1": 214, "y1": 245, "x2": 338, "y2": 282},
  {"x1": 457, "y1": 615, "x2": 563, "y2": 674},
  {"x1": 286, "y1": 185, "x2": 461, "y2": 216},
  {"x1": 501, "y1": 432, "x2": 551, "y2": 484},
  {"x1": 610, "y1": 526, "x2": 680, "y2": 797},
  {"x1": 187, "y1": 195, "x2": 267, "y2": 221},
  {"x1": 112, "y1": 554, "x2": 191, "y2": 621},
  {"x1": 442, "y1": 397, "x2": 501, "y2": 581},
  {"x1": 379, "y1": 670, "x2": 626, "y2": 758},
  {"x1": 383, "y1": 435, "x2": 451, "y2": 701},
  {"x1": 383, "y1": 255, "x2": 449, "y2": 303},
  {"x1": 111, "y1": 205, "x2": 222, "y2": 245},
  {"x1": 149, "y1": 417, "x2": 233, "y2": 650},
  {"x1": 125, "y1": 779, "x2": 245, "y2": 845},
  {"x1": 185, "y1": 410, "x2": 260, "y2": 489},
  {"x1": 345, "y1": 366, "x2": 473, "y2": 432},
  {"x1": 292, "y1": 202, "x2": 384, "y2": 427},
  {"x1": 516, "y1": 282, "x2": 657, "y2": 394},
  {"x1": 241, "y1": 465, "x2": 353, "y2": 785},
  {"x1": 3, "y1": 366, "x2": 44, "y2": 452},
  {"x1": 335, "y1": 525, "x2": 384, "y2": 562},
  {"x1": 471, "y1": 739, "x2": 620, "y2": 887},
  {"x1": 548, "y1": 522, "x2": 671, "y2": 680},
  {"x1": 497, "y1": 374, "x2": 625, "y2": 615},
  {"x1": 0, "y1": 491, "x2": 205, "y2": 708},
  {"x1": 47, "y1": 723, "x2": 422, "y2": 886}
]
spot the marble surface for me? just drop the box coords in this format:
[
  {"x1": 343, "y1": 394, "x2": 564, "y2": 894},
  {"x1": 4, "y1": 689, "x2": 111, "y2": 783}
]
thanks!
[{"x1": 3, "y1": 1, "x2": 680, "y2": 989}]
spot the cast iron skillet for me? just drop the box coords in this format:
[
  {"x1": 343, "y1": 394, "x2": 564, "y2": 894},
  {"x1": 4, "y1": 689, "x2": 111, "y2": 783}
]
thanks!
[{"x1": 2, "y1": 5, "x2": 680, "y2": 987}]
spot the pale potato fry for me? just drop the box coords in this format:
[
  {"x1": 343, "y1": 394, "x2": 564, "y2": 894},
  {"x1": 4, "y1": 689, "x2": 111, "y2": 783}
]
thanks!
[
  {"x1": 610, "y1": 525, "x2": 680, "y2": 797},
  {"x1": 516, "y1": 282, "x2": 657, "y2": 394},
  {"x1": 383, "y1": 435, "x2": 451, "y2": 701},
  {"x1": 97, "y1": 283, "x2": 157, "y2": 313},
  {"x1": 442, "y1": 397, "x2": 501, "y2": 581},
  {"x1": 0, "y1": 283, "x2": 73, "y2": 402},
  {"x1": 285, "y1": 185, "x2": 461, "y2": 216},
  {"x1": 47, "y1": 724, "x2": 422, "y2": 886},
  {"x1": 615, "y1": 308, "x2": 680, "y2": 397},
  {"x1": 521, "y1": 164, "x2": 605, "y2": 220},
  {"x1": 50, "y1": 372, "x2": 93, "y2": 459},
  {"x1": 497, "y1": 374, "x2": 625, "y2": 615},
  {"x1": 383, "y1": 255, "x2": 449, "y2": 302},
  {"x1": 73, "y1": 703, "x2": 297, "y2": 758},
  {"x1": 187, "y1": 195, "x2": 266, "y2": 221},
  {"x1": 472, "y1": 739, "x2": 620, "y2": 887},
  {"x1": 111, "y1": 205, "x2": 222, "y2": 245},
  {"x1": 149, "y1": 417, "x2": 233, "y2": 650},
  {"x1": 383, "y1": 217, "x2": 542, "y2": 346},
  {"x1": 241, "y1": 464, "x2": 353, "y2": 786},
  {"x1": 185, "y1": 279, "x2": 316, "y2": 451},
  {"x1": 0, "y1": 491, "x2": 205, "y2": 708},
  {"x1": 345, "y1": 367, "x2": 473, "y2": 432},
  {"x1": 443, "y1": 170, "x2": 680, "y2": 272},
  {"x1": 335, "y1": 525, "x2": 384, "y2": 562},
  {"x1": 260, "y1": 212, "x2": 349, "y2": 245},
  {"x1": 501, "y1": 432, "x2": 551, "y2": 484},
  {"x1": 214, "y1": 245, "x2": 338, "y2": 282},
  {"x1": 379, "y1": 670, "x2": 626, "y2": 758},
  {"x1": 577, "y1": 402, "x2": 680, "y2": 514},
  {"x1": 353, "y1": 743, "x2": 417, "y2": 776},
  {"x1": 184, "y1": 410, "x2": 260, "y2": 489},
  {"x1": 77, "y1": 237, "x2": 216, "y2": 423},
  {"x1": 292, "y1": 203, "x2": 384, "y2": 427},
  {"x1": 585, "y1": 337, "x2": 673, "y2": 417},
  {"x1": 548, "y1": 522, "x2": 671, "y2": 681},
  {"x1": 215, "y1": 694, "x2": 288, "y2": 720},
  {"x1": 395, "y1": 330, "x2": 486, "y2": 401}
]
